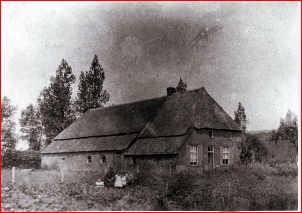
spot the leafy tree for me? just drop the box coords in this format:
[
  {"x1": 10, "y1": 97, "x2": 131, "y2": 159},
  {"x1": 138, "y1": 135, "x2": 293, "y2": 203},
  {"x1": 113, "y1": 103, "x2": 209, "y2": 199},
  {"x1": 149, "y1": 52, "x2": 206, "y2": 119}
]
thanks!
[
  {"x1": 271, "y1": 110, "x2": 298, "y2": 154},
  {"x1": 234, "y1": 102, "x2": 247, "y2": 132},
  {"x1": 1, "y1": 96, "x2": 18, "y2": 151},
  {"x1": 19, "y1": 104, "x2": 43, "y2": 151},
  {"x1": 175, "y1": 78, "x2": 187, "y2": 92},
  {"x1": 76, "y1": 55, "x2": 110, "y2": 114},
  {"x1": 38, "y1": 59, "x2": 76, "y2": 146},
  {"x1": 240, "y1": 135, "x2": 268, "y2": 165}
]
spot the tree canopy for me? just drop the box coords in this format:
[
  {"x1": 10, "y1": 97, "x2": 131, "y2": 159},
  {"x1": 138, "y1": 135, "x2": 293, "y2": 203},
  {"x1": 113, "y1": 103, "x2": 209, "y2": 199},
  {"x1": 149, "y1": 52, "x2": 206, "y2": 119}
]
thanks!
[
  {"x1": 2, "y1": 96, "x2": 18, "y2": 151},
  {"x1": 76, "y1": 55, "x2": 109, "y2": 114},
  {"x1": 271, "y1": 110, "x2": 298, "y2": 154},
  {"x1": 19, "y1": 104, "x2": 43, "y2": 151},
  {"x1": 38, "y1": 59, "x2": 76, "y2": 146}
]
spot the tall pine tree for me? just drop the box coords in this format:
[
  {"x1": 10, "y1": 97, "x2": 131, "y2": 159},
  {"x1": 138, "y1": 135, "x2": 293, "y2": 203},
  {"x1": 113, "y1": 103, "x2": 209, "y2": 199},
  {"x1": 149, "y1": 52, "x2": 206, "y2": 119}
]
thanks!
[
  {"x1": 234, "y1": 102, "x2": 247, "y2": 132},
  {"x1": 77, "y1": 55, "x2": 109, "y2": 114},
  {"x1": 175, "y1": 78, "x2": 187, "y2": 92},
  {"x1": 38, "y1": 59, "x2": 75, "y2": 146}
]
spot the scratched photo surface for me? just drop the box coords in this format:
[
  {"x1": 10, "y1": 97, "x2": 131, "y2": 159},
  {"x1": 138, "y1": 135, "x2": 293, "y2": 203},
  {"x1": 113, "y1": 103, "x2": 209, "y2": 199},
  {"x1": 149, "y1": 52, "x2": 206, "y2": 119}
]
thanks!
[{"x1": 1, "y1": 2, "x2": 300, "y2": 211}]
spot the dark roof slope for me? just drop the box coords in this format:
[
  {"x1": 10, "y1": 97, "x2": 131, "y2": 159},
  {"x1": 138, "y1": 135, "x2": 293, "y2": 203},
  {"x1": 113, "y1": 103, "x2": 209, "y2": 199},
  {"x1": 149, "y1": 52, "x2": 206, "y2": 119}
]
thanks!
[
  {"x1": 139, "y1": 87, "x2": 241, "y2": 137},
  {"x1": 42, "y1": 134, "x2": 137, "y2": 154},
  {"x1": 55, "y1": 97, "x2": 166, "y2": 140},
  {"x1": 125, "y1": 135, "x2": 186, "y2": 156}
]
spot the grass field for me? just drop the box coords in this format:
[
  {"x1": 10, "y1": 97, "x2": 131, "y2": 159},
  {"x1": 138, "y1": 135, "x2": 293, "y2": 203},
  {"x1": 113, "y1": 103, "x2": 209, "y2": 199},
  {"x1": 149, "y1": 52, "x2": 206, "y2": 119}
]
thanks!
[
  {"x1": 2, "y1": 169, "x2": 104, "y2": 186},
  {"x1": 1, "y1": 161, "x2": 298, "y2": 211}
]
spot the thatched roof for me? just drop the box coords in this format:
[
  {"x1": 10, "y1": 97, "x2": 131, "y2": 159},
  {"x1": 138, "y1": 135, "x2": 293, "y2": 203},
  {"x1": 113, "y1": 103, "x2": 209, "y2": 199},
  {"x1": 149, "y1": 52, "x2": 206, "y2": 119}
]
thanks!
[
  {"x1": 126, "y1": 88, "x2": 240, "y2": 155},
  {"x1": 54, "y1": 97, "x2": 166, "y2": 140},
  {"x1": 125, "y1": 135, "x2": 187, "y2": 155},
  {"x1": 42, "y1": 134, "x2": 137, "y2": 154},
  {"x1": 139, "y1": 87, "x2": 241, "y2": 138},
  {"x1": 45, "y1": 87, "x2": 240, "y2": 154}
]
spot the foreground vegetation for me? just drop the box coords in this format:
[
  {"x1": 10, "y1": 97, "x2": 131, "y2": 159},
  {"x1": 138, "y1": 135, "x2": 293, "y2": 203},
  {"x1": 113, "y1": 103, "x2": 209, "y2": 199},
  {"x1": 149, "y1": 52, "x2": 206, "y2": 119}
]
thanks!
[{"x1": 2, "y1": 162, "x2": 298, "y2": 211}]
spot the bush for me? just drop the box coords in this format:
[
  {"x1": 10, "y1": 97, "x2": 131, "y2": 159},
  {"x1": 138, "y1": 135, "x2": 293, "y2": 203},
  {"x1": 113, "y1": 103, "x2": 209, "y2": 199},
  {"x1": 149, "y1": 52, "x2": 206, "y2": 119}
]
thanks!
[
  {"x1": 2, "y1": 149, "x2": 41, "y2": 169},
  {"x1": 167, "y1": 173, "x2": 196, "y2": 197},
  {"x1": 240, "y1": 135, "x2": 268, "y2": 164}
]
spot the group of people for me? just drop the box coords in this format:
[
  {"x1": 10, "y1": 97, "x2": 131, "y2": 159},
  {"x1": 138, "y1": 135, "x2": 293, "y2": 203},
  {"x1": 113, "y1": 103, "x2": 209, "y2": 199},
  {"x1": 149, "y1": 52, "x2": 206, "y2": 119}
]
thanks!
[{"x1": 102, "y1": 167, "x2": 134, "y2": 188}]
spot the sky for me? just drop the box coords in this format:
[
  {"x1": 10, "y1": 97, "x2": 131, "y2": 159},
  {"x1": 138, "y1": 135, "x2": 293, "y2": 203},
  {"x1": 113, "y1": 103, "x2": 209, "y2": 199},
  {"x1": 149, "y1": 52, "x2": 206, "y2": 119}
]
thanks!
[{"x1": 1, "y1": 2, "x2": 301, "y2": 149}]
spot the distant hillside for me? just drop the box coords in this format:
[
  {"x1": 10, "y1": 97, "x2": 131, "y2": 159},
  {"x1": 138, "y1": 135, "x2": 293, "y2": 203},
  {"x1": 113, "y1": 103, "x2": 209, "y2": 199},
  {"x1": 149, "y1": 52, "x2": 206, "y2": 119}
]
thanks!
[
  {"x1": 247, "y1": 130, "x2": 274, "y2": 135},
  {"x1": 246, "y1": 130, "x2": 296, "y2": 162}
]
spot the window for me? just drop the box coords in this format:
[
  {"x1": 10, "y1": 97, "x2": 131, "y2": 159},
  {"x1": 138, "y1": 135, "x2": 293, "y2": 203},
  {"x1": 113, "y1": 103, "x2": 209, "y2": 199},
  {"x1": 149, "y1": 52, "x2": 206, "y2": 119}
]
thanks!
[
  {"x1": 208, "y1": 146, "x2": 214, "y2": 152},
  {"x1": 223, "y1": 147, "x2": 230, "y2": 165},
  {"x1": 190, "y1": 145, "x2": 198, "y2": 166},
  {"x1": 61, "y1": 157, "x2": 66, "y2": 162},
  {"x1": 209, "y1": 130, "x2": 213, "y2": 138},
  {"x1": 100, "y1": 155, "x2": 106, "y2": 163},
  {"x1": 87, "y1": 156, "x2": 92, "y2": 163},
  {"x1": 208, "y1": 146, "x2": 214, "y2": 166},
  {"x1": 131, "y1": 157, "x2": 137, "y2": 165}
]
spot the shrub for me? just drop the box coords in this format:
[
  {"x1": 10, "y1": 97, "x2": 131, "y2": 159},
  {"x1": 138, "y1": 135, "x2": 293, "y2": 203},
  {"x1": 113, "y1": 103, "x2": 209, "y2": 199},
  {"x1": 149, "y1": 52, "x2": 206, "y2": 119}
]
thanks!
[{"x1": 240, "y1": 135, "x2": 268, "y2": 165}]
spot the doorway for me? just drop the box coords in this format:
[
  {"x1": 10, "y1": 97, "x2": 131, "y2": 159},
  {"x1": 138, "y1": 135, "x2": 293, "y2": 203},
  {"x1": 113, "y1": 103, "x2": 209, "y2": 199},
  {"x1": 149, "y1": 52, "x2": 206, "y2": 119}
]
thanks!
[
  {"x1": 113, "y1": 154, "x2": 121, "y2": 171},
  {"x1": 208, "y1": 146, "x2": 214, "y2": 169}
]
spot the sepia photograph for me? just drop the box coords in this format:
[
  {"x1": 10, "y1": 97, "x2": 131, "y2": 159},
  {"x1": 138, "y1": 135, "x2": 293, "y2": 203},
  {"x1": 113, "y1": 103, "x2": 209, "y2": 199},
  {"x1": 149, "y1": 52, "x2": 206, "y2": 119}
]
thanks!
[{"x1": 1, "y1": 2, "x2": 300, "y2": 211}]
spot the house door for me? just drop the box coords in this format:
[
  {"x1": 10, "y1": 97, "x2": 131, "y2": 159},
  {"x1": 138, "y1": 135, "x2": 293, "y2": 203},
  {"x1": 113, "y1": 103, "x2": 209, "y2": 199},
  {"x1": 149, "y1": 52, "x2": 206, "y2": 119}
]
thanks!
[
  {"x1": 113, "y1": 154, "x2": 121, "y2": 171},
  {"x1": 208, "y1": 146, "x2": 214, "y2": 169}
]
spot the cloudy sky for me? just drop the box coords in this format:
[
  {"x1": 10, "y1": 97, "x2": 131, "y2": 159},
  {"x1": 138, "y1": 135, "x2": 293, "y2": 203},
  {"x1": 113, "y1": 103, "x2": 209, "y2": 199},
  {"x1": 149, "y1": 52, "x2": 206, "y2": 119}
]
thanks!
[{"x1": 2, "y1": 2, "x2": 300, "y2": 138}]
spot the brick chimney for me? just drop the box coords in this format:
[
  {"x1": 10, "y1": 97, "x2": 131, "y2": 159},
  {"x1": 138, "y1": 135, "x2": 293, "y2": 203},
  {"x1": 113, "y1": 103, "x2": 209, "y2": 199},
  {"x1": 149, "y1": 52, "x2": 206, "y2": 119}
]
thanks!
[{"x1": 167, "y1": 87, "x2": 176, "y2": 96}]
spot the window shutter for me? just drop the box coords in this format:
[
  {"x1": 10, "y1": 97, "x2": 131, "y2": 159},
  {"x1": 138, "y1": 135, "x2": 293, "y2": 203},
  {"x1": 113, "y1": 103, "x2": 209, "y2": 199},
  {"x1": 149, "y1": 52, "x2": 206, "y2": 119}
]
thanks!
[
  {"x1": 229, "y1": 146, "x2": 234, "y2": 164},
  {"x1": 220, "y1": 146, "x2": 223, "y2": 165},
  {"x1": 198, "y1": 145, "x2": 203, "y2": 166},
  {"x1": 186, "y1": 145, "x2": 190, "y2": 165}
]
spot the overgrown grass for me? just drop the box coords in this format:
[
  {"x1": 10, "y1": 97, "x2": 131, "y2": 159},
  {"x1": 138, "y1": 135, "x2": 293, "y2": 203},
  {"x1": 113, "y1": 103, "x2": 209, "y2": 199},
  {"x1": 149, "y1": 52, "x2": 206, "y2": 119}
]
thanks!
[
  {"x1": 164, "y1": 163, "x2": 298, "y2": 211},
  {"x1": 2, "y1": 162, "x2": 298, "y2": 211}
]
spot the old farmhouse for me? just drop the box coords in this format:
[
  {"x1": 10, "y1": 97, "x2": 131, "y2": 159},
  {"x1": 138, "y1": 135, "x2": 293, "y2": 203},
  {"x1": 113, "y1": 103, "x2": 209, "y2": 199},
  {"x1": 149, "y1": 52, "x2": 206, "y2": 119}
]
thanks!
[{"x1": 41, "y1": 87, "x2": 242, "y2": 173}]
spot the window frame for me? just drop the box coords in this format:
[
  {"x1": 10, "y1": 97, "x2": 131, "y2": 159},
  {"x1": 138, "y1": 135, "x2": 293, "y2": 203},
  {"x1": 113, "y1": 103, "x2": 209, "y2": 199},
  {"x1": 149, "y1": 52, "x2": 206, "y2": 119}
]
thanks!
[
  {"x1": 190, "y1": 145, "x2": 198, "y2": 166},
  {"x1": 87, "y1": 155, "x2": 92, "y2": 164},
  {"x1": 100, "y1": 155, "x2": 106, "y2": 164},
  {"x1": 222, "y1": 147, "x2": 230, "y2": 165},
  {"x1": 209, "y1": 130, "x2": 214, "y2": 138}
]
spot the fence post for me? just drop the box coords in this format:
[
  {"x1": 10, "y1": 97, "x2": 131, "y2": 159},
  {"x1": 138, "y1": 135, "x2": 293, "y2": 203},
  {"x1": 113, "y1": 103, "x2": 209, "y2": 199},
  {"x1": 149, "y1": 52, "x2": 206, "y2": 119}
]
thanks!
[
  {"x1": 12, "y1": 166, "x2": 15, "y2": 184},
  {"x1": 61, "y1": 169, "x2": 64, "y2": 183},
  {"x1": 228, "y1": 182, "x2": 231, "y2": 209},
  {"x1": 165, "y1": 182, "x2": 168, "y2": 195}
]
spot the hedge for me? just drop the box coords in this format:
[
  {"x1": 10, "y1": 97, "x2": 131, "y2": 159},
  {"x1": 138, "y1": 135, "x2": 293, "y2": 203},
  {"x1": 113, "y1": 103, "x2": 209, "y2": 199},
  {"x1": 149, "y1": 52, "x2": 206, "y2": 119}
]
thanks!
[{"x1": 2, "y1": 149, "x2": 41, "y2": 169}]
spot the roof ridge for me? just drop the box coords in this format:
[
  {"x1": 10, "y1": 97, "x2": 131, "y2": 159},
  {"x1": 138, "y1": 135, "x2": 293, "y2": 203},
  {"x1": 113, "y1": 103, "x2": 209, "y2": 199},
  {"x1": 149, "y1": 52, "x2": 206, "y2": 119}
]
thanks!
[
  {"x1": 54, "y1": 132, "x2": 139, "y2": 141},
  {"x1": 88, "y1": 87, "x2": 206, "y2": 112},
  {"x1": 88, "y1": 95, "x2": 167, "y2": 112}
]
